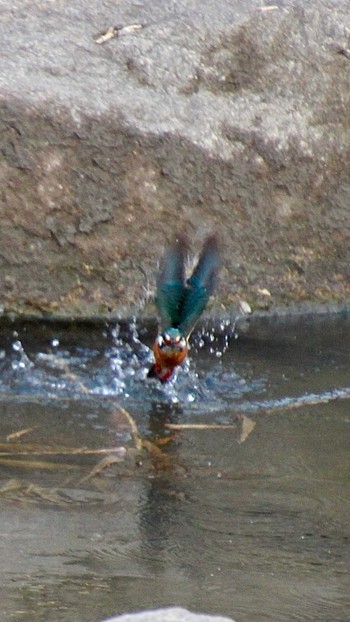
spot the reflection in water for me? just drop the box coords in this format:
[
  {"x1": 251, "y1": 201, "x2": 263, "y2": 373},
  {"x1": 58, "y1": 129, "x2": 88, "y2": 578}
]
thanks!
[{"x1": 0, "y1": 318, "x2": 349, "y2": 622}]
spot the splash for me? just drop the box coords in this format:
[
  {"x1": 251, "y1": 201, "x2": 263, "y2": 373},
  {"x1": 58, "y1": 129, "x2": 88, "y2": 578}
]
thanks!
[{"x1": 0, "y1": 320, "x2": 247, "y2": 415}]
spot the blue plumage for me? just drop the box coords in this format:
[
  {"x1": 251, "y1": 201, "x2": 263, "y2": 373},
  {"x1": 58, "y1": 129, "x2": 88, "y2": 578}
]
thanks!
[{"x1": 155, "y1": 234, "x2": 220, "y2": 338}]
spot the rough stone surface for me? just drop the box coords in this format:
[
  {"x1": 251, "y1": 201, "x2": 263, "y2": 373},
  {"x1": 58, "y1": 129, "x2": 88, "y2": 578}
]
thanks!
[
  {"x1": 103, "y1": 608, "x2": 234, "y2": 622},
  {"x1": 0, "y1": 0, "x2": 350, "y2": 317}
]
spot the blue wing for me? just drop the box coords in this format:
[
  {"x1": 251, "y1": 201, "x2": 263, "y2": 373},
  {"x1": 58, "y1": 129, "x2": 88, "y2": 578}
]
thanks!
[
  {"x1": 178, "y1": 235, "x2": 220, "y2": 337},
  {"x1": 155, "y1": 235, "x2": 188, "y2": 329}
]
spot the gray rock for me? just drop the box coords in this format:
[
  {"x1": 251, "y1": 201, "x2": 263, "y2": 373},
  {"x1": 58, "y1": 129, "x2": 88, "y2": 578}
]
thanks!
[
  {"x1": 0, "y1": 0, "x2": 350, "y2": 316},
  {"x1": 102, "y1": 607, "x2": 235, "y2": 622}
]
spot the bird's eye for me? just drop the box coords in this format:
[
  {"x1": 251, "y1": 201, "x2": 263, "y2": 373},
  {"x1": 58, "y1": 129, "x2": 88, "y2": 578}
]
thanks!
[
  {"x1": 163, "y1": 333, "x2": 171, "y2": 345},
  {"x1": 157, "y1": 335, "x2": 164, "y2": 347}
]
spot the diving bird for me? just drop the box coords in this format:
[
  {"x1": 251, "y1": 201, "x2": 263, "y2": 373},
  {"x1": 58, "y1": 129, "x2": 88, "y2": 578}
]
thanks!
[{"x1": 148, "y1": 234, "x2": 220, "y2": 383}]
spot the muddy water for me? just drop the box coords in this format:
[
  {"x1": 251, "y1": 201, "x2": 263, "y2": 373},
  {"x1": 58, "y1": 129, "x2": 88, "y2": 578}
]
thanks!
[{"x1": 0, "y1": 318, "x2": 349, "y2": 622}]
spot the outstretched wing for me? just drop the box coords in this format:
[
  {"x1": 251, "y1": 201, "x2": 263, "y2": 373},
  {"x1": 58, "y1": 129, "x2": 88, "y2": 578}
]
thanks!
[
  {"x1": 178, "y1": 235, "x2": 220, "y2": 337},
  {"x1": 155, "y1": 235, "x2": 188, "y2": 329}
]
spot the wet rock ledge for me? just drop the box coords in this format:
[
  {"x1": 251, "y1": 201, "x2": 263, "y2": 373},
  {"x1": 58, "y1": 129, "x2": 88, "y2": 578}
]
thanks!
[{"x1": 0, "y1": 0, "x2": 349, "y2": 318}]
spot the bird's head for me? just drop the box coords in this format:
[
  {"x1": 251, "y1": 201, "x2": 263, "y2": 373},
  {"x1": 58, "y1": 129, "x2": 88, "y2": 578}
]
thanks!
[{"x1": 157, "y1": 328, "x2": 187, "y2": 352}]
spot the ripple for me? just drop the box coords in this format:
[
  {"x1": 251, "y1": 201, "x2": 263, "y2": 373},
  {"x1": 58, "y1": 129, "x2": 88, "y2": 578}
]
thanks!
[{"x1": 0, "y1": 320, "x2": 349, "y2": 622}]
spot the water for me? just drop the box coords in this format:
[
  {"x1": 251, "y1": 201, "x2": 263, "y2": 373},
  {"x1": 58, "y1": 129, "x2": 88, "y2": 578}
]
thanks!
[{"x1": 0, "y1": 317, "x2": 349, "y2": 622}]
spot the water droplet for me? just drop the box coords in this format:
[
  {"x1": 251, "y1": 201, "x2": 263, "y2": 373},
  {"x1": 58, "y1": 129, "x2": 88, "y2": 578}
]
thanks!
[{"x1": 12, "y1": 340, "x2": 23, "y2": 352}]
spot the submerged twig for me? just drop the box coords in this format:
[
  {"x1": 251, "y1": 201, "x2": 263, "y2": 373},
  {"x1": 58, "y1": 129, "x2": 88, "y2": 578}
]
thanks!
[
  {"x1": 0, "y1": 442, "x2": 126, "y2": 456},
  {"x1": 25, "y1": 484, "x2": 67, "y2": 504},
  {"x1": 6, "y1": 427, "x2": 36, "y2": 441},
  {"x1": 61, "y1": 364, "x2": 143, "y2": 453},
  {"x1": 165, "y1": 417, "x2": 256, "y2": 444},
  {"x1": 165, "y1": 423, "x2": 237, "y2": 430},
  {"x1": 64, "y1": 371, "x2": 90, "y2": 394},
  {"x1": 114, "y1": 405, "x2": 143, "y2": 451},
  {"x1": 80, "y1": 454, "x2": 126, "y2": 482},
  {"x1": 237, "y1": 415, "x2": 256, "y2": 443},
  {"x1": 141, "y1": 439, "x2": 174, "y2": 469},
  {"x1": 0, "y1": 479, "x2": 22, "y2": 494},
  {"x1": 0, "y1": 457, "x2": 75, "y2": 470}
]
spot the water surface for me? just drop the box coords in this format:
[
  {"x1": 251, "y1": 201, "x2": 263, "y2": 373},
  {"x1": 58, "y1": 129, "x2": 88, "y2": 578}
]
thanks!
[{"x1": 0, "y1": 317, "x2": 349, "y2": 622}]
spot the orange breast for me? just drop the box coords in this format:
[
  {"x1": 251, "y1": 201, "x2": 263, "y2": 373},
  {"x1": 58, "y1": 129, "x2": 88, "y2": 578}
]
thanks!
[{"x1": 153, "y1": 342, "x2": 188, "y2": 368}]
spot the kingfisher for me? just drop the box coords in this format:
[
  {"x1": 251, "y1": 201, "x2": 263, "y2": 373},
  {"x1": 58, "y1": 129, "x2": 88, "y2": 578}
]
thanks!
[{"x1": 148, "y1": 234, "x2": 221, "y2": 383}]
